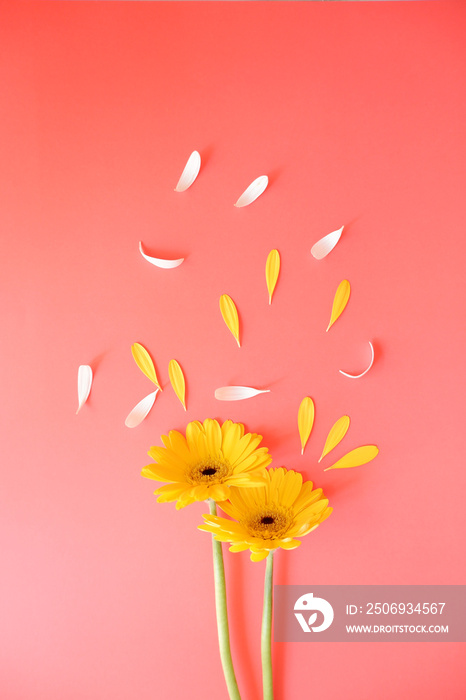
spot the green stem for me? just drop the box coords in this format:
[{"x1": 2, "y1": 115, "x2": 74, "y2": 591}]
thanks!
[
  {"x1": 209, "y1": 499, "x2": 242, "y2": 700},
  {"x1": 261, "y1": 551, "x2": 275, "y2": 700}
]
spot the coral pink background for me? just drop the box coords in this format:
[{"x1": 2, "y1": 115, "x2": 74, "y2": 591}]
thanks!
[{"x1": 1, "y1": 2, "x2": 465, "y2": 699}]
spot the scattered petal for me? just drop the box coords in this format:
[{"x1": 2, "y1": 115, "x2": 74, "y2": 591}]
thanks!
[
  {"x1": 318, "y1": 416, "x2": 350, "y2": 462},
  {"x1": 139, "y1": 241, "x2": 184, "y2": 269},
  {"x1": 234, "y1": 175, "x2": 268, "y2": 208},
  {"x1": 265, "y1": 249, "x2": 280, "y2": 304},
  {"x1": 76, "y1": 365, "x2": 93, "y2": 414},
  {"x1": 311, "y1": 226, "x2": 344, "y2": 260},
  {"x1": 131, "y1": 343, "x2": 162, "y2": 390},
  {"x1": 168, "y1": 359, "x2": 187, "y2": 410},
  {"x1": 125, "y1": 390, "x2": 158, "y2": 428},
  {"x1": 324, "y1": 445, "x2": 379, "y2": 471},
  {"x1": 219, "y1": 294, "x2": 241, "y2": 347},
  {"x1": 339, "y1": 341, "x2": 375, "y2": 379},
  {"x1": 298, "y1": 396, "x2": 315, "y2": 455},
  {"x1": 326, "y1": 279, "x2": 351, "y2": 332},
  {"x1": 214, "y1": 386, "x2": 270, "y2": 401},
  {"x1": 174, "y1": 150, "x2": 201, "y2": 192}
]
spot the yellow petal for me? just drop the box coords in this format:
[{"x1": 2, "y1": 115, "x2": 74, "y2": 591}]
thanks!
[
  {"x1": 192, "y1": 484, "x2": 210, "y2": 501},
  {"x1": 319, "y1": 415, "x2": 350, "y2": 462},
  {"x1": 279, "y1": 539, "x2": 301, "y2": 550},
  {"x1": 204, "y1": 419, "x2": 222, "y2": 457},
  {"x1": 324, "y1": 445, "x2": 379, "y2": 470},
  {"x1": 326, "y1": 279, "x2": 351, "y2": 332},
  {"x1": 250, "y1": 550, "x2": 269, "y2": 562},
  {"x1": 131, "y1": 343, "x2": 162, "y2": 390},
  {"x1": 219, "y1": 294, "x2": 240, "y2": 347},
  {"x1": 298, "y1": 397, "x2": 315, "y2": 455},
  {"x1": 175, "y1": 492, "x2": 196, "y2": 510},
  {"x1": 265, "y1": 249, "x2": 280, "y2": 304},
  {"x1": 209, "y1": 484, "x2": 231, "y2": 502},
  {"x1": 168, "y1": 359, "x2": 186, "y2": 410},
  {"x1": 229, "y1": 543, "x2": 250, "y2": 553},
  {"x1": 280, "y1": 470, "x2": 303, "y2": 507},
  {"x1": 141, "y1": 462, "x2": 185, "y2": 482},
  {"x1": 153, "y1": 483, "x2": 189, "y2": 499}
]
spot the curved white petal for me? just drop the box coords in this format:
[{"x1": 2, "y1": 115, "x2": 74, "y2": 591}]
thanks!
[
  {"x1": 174, "y1": 151, "x2": 201, "y2": 192},
  {"x1": 214, "y1": 386, "x2": 270, "y2": 401},
  {"x1": 139, "y1": 242, "x2": 184, "y2": 269},
  {"x1": 339, "y1": 341, "x2": 375, "y2": 379},
  {"x1": 311, "y1": 226, "x2": 344, "y2": 260},
  {"x1": 76, "y1": 365, "x2": 93, "y2": 414},
  {"x1": 125, "y1": 390, "x2": 158, "y2": 428},
  {"x1": 234, "y1": 175, "x2": 268, "y2": 208}
]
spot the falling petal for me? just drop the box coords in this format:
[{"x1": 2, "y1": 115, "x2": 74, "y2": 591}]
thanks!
[
  {"x1": 125, "y1": 390, "x2": 158, "y2": 428},
  {"x1": 174, "y1": 150, "x2": 201, "y2": 192},
  {"x1": 219, "y1": 294, "x2": 241, "y2": 347},
  {"x1": 139, "y1": 242, "x2": 184, "y2": 269},
  {"x1": 339, "y1": 341, "x2": 375, "y2": 379},
  {"x1": 76, "y1": 365, "x2": 93, "y2": 414},
  {"x1": 298, "y1": 397, "x2": 315, "y2": 454},
  {"x1": 168, "y1": 359, "x2": 186, "y2": 410},
  {"x1": 234, "y1": 175, "x2": 268, "y2": 208},
  {"x1": 326, "y1": 280, "x2": 351, "y2": 332},
  {"x1": 311, "y1": 226, "x2": 344, "y2": 260},
  {"x1": 318, "y1": 415, "x2": 350, "y2": 462},
  {"x1": 324, "y1": 445, "x2": 379, "y2": 471},
  {"x1": 131, "y1": 343, "x2": 162, "y2": 390},
  {"x1": 265, "y1": 249, "x2": 280, "y2": 304},
  {"x1": 214, "y1": 386, "x2": 270, "y2": 401}
]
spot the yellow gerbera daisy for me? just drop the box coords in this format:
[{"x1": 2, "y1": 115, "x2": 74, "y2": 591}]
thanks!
[
  {"x1": 142, "y1": 418, "x2": 272, "y2": 509},
  {"x1": 199, "y1": 467, "x2": 332, "y2": 561}
]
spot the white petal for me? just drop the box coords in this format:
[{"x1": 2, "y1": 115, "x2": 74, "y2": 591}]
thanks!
[
  {"x1": 174, "y1": 151, "x2": 201, "y2": 192},
  {"x1": 311, "y1": 226, "x2": 344, "y2": 260},
  {"x1": 125, "y1": 390, "x2": 158, "y2": 428},
  {"x1": 234, "y1": 175, "x2": 268, "y2": 208},
  {"x1": 76, "y1": 365, "x2": 93, "y2": 414},
  {"x1": 214, "y1": 386, "x2": 270, "y2": 401},
  {"x1": 139, "y1": 241, "x2": 184, "y2": 269},
  {"x1": 339, "y1": 341, "x2": 375, "y2": 379}
]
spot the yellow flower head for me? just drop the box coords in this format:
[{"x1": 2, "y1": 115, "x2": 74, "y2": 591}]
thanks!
[
  {"x1": 142, "y1": 418, "x2": 272, "y2": 510},
  {"x1": 199, "y1": 467, "x2": 332, "y2": 561}
]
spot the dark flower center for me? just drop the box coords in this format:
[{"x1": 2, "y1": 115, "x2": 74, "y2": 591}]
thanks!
[
  {"x1": 201, "y1": 467, "x2": 217, "y2": 476},
  {"x1": 188, "y1": 458, "x2": 231, "y2": 484},
  {"x1": 245, "y1": 506, "x2": 293, "y2": 540}
]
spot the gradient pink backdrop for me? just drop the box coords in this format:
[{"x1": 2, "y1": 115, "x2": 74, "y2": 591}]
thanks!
[{"x1": 1, "y1": 2, "x2": 465, "y2": 699}]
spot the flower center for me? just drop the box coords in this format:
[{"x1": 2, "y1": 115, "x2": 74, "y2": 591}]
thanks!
[
  {"x1": 245, "y1": 506, "x2": 293, "y2": 540},
  {"x1": 188, "y1": 458, "x2": 231, "y2": 485},
  {"x1": 201, "y1": 467, "x2": 217, "y2": 476}
]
